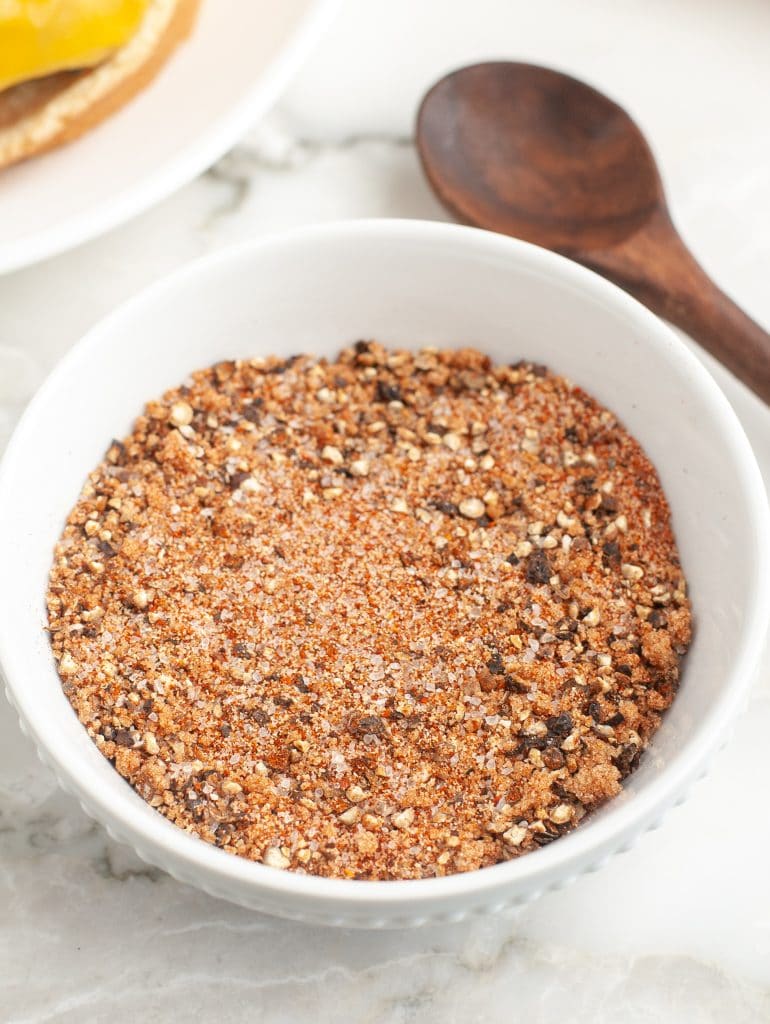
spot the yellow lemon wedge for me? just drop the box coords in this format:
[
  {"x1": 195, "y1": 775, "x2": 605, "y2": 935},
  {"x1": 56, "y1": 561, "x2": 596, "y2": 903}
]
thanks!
[{"x1": 0, "y1": 0, "x2": 151, "y2": 92}]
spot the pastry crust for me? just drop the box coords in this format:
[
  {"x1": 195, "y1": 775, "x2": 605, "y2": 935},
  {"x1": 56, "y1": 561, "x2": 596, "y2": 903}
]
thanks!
[{"x1": 0, "y1": 0, "x2": 200, "y2": 170}]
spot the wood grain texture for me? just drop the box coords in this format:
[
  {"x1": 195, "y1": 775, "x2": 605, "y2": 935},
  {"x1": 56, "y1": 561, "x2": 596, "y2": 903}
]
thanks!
[{"x1": 417, "y1": 62, "x2": 770, "y2": 405}]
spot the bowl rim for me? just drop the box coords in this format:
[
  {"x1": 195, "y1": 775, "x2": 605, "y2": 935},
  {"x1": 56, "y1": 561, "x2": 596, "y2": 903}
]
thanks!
[{"x1": 1, "y1": 218, "x2": 768, "y2": 910}]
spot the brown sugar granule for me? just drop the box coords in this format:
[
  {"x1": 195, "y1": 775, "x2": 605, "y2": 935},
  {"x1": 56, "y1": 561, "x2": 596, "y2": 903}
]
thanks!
[{"x1": 46, "y1": 343, "x2": 692, "y2": 880}]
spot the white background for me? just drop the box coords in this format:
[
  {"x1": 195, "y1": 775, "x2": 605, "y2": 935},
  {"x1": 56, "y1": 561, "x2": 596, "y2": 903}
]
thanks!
[{"x1": 1, "y1": 1, "x2": 770, "y2": 1020}]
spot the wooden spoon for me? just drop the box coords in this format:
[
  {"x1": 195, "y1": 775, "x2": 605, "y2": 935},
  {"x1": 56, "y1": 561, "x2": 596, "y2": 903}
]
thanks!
[{"x1": 417, "y1": 62, "x2": 770, "y2": 405}]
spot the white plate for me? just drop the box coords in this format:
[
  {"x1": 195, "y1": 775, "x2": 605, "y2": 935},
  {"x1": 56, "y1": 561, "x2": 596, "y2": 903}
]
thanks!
[{"x1": 0, "y1": 0, "x2": 338, "y2": 275}]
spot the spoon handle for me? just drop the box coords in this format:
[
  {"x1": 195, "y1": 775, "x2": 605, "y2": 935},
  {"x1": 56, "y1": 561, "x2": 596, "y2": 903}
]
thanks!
[{"x1": 575, "y1": 207, "x2": 770, "y2": 405}]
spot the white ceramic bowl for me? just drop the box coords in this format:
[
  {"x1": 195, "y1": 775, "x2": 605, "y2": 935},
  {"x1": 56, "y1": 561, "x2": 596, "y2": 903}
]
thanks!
[{"x1": 1, "y1": 221, "x2": 768, "y2": 928}]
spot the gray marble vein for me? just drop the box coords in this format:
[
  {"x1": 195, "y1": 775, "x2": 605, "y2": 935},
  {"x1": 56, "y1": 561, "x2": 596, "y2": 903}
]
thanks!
[{"x1": 205, "y1": 130, "x2": 415, "y2": 223}]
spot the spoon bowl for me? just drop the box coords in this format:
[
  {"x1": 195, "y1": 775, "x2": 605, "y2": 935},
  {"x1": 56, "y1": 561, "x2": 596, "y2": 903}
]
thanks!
[{"x1": 418, "y1": 62, "x2": 661, "y2": 251}]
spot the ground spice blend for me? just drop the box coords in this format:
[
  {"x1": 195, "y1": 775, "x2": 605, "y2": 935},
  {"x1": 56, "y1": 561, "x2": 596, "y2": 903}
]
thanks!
[{"x1": 47, "y1": 343, "x2": 691, "y2": 880}]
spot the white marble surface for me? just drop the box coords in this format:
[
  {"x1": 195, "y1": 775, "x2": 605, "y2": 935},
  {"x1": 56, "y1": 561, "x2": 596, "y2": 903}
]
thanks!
[{"x1": 2, "y1": 1, "x2": 770, "y2": 1020}]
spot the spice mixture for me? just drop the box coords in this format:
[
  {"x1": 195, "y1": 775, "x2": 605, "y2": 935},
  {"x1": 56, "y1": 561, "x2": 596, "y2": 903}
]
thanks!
[{"x1": 47, "y1": 343, "x2": 691, "y2": 880}]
